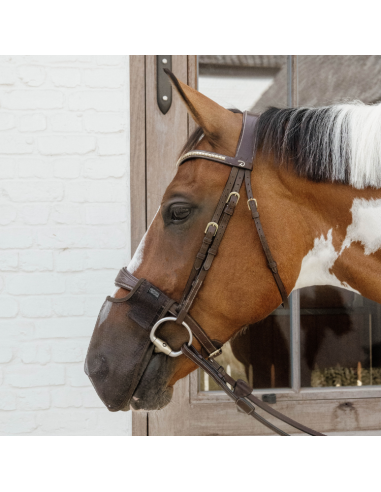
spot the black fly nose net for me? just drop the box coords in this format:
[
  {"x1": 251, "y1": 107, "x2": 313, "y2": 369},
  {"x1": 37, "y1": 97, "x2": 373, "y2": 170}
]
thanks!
[{"x1": 85, "y1": 270, "x2": 175, "y2": 410}]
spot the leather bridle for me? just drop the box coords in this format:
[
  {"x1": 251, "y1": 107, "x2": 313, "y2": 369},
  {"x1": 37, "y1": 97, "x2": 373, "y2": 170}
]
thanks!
[{"x1": 113, "y1": 111, "x2": 325, "y2": 436}]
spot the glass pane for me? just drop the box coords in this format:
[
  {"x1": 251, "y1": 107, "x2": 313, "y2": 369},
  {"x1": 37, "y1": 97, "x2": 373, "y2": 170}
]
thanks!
[
  {"x1": 296, "y1": 56, "x2": 381, "y2": 390},
  {"x1": 197, "y1": 55, "x2": 289, "y2": 392},
  {"x1": 199, "y1": 308, "x2": 291, "y2": 391},
  {"x1": 300, "y1": 286, "x2": 381, "y2": 388},
  {"x1": 199, "y1": 55, "x2": 287, "y2": 111}
]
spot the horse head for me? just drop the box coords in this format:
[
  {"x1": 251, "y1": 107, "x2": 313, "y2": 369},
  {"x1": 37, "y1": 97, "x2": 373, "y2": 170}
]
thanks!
[{"x1": 84, "y1": 71, "x2": 307, "y2": 412}]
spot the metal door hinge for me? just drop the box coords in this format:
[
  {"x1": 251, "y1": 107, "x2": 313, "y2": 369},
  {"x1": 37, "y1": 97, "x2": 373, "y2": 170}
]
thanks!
[
  {"x1": 157, "y1": 55, "x2": 172, "y2": 114},
  {"x1": 262, "y1": 393, "x2": 276, "y2": 404}
]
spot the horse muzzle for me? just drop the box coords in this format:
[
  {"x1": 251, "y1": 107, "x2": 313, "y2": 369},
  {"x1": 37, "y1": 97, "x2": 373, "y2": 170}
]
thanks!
[{"x1": 84, "y1": 272, "x2": 181, "y2": 411}]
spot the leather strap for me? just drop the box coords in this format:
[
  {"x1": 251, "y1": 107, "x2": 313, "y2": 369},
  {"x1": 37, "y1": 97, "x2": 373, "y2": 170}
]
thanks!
[
  {"x1": 179, "y1": 167, "x2": 240, "y2": 305},
  {"x1": 176, "y1": 168, "x2": 245, "y2": 325},
  {"x1": 181, "y1": 344, "x2": 325, "y2": 436},
  {"x1": 244, "y1": 170, "x2": 289, "y2": 308}
]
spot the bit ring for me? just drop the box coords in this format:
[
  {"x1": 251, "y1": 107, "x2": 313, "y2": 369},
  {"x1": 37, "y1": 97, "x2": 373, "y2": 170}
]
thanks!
[{"x1": 150, "y1": 317, "x2": 193, "y2": 357}]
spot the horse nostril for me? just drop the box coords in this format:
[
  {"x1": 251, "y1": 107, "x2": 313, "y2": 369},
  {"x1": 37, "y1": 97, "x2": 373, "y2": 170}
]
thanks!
[{"x1": 86, "y1": 354, "x2": 109, "y2": 380}]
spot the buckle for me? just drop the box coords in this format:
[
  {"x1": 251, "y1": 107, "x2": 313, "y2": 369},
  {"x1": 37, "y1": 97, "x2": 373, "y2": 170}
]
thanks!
[
  {"x1": 247, "y1": 198, "x2": 257, "y2": 210},
  {"x1": 208, "y1": 348, "x2": 222, "y2": 359},
  {"x1": 226, "y1": 192, "x2": 240, "y2": 204},
  {"x1": 204, "y1": 222, "x2": 219, "y2": 236}
]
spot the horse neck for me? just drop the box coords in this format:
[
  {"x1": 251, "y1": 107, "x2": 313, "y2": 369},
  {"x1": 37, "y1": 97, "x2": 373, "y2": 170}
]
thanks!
[{"x1": 261, "y1": 160, "x2": 381, "y2": 302}]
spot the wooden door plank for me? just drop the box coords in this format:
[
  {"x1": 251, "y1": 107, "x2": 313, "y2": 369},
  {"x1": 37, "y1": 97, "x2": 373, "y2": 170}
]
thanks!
[
  {"x1": 130, "y1": 55, "x2": 147, "y2": 253},
  {"x1": 145, "y1": 55, "x2": 188, "y2": 223},
  {"x1": 150, "y1": 395, "x2": 381, "y2": 436},
  {"x1": 130, "y1": 55, "x2": 148, "y2": 436}
]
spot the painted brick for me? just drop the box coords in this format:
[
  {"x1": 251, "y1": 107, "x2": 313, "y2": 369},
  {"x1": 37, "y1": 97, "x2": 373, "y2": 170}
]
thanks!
[
  {"x1": 0, "y1": 67, "x2": 16, "y2": 85},
  {"x1": 0, "y1": 297, "x2": 18, "y2": 317},
  {"x1": 85, "y1": 204, "x2": 127, "y2": 225},
  {"x1": 52, "y1": 342, "x2": 83, "y2": 363},
  {"x1": 67, "y1": 364, "x2": 91, "y2": 387},
  {"x1": 19, "y1": 251, "x2": 53, "y2": 272},
  {"x1": 18, "y1": 158, "x2": 51, "y2": 178},
  {"x1": 21, "y1": 297, "x2": 53, "y2": 318},
  {"x1": 6, "y1": 364, "x2": 64, "y2": 387},
  {"x1": 0, "y1": 413, "x2": 37, "y2": 435},
  {"x1": 0, "y1": 390, "x2": 16, "y2": 410},
  {"x1": 96, "y1": 56, "x2": 124, "y2": 66},
  {"x1": 67, "y1": 272, "x2": 115, "y2": 295},
  {"x1": 52, "y1": 296, "x2": 84, "y2": 317},
  {"x1": 55, "y1": 250, "x2": 85, "y2": 272},
  {"x1": 51, "y1": 204, "x2": 83, "y2": 224},
  {"x1": 51, "y1": 68, "x2": 81, "y2": 88},
  {"x1": 53, "y1": 158, "x2": 81, "y2": 179},
  {"x1": 0, "y1": 158, "x2": 16, "y2": 178},
  {"x1": 0, "y1": 135, "x2": 34, "y2": 154},
  {"x1": 2, "y1": 90, "x2": 64, "y2": 109},
  {"x1": 35, "y1": 318, "x2": 93, "y2": 339},
  {"x1": 38, "y1": 136, "x2": 96, "y2": 155},
  {"x1": 3, "y1": 181, "x2": 64, "y2": 202},
  {"x1": 84, "y1": 69, "x2": 124, "y2": 88},
  {"x1": 84, "y1": 411, "x2": 131, "y2": 436},
  {"x1": 67, "y1": 181, "x2": 126, "y2": 203},
  {"x1": 17, "y1": 113, "x2": 46, "y2": 132},
  {"x1": 17, "y1": 390, "x2": 50, "y2": 410},
  {"x1": 84, "y1": 296, "x2": 105, "y2": 316},
  {"x1": 0, "y1": 56, "x2": 130, "y2": 437},
  {"x1": 8, "y1": 274, "x2": 65, "y2": 295},
  {"x1": 85, "y1": 250, "x2": 128, "y2": 270},
  {"x1": 37, "y1": 226, "x2": 126, "y2": 249},
  {"x1": 98, "y1": 135, "x2": 127, "y2": 155},
  {"x1": 19, "y1": 204, "x2": 50, "y2": 225},
  {"x1": 50, "y1": 113, "x2": 82, "y2": 132},
  {"x1": 29, "y1": 55, "x2": 85, "y2": 64},
  {"x1": 83, "y1": 112, "x2": 124, "y2": 133},
  {"x1": 0, "y1": 205, "x2": 17, "y2": 225},
  {"x1": 82, "y1": 157, "x2": 125, "y2": 179},
  {"x1": 0, "y1": 346, "x2": 13, "y2": 363},
  {"x1": 83, "y1": 388, "x2": 104, "y2": 408},
  {"x1": 0, "y1": 252, "x2": 18, "y2": 271},
  {"x1": 0, "y1": 228, "x2": 33, "y2": 249},
  {"x1": 52, "y1": 388, "x2": 82, "y2": 408},
  {"x1": 0, "y1": 322, "x2": 34, "y2": 341},
  {"x1": 18, "y1": 66, "x2": 45, "y2": 86},
  {"x1": 19, "y1": 343, "x2": 51, "y2": 364},
  {"x1": 0, "y1": 112, "x2": 15, "y2": 130},
  {"x1": 69, "y1": 91, "x2": 124, "y2": 112},
  {"x1": 35, "y1": 410, "x2": 97, "y2": 434}
]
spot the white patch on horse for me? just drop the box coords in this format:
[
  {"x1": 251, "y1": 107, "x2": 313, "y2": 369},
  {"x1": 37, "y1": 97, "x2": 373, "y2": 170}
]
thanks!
[
  {"x1": 341, "y1": 198, "x2": 381, "y2": 255},
  {"x1": 127, "y1": 231, "x2": 147, "y2": 274},
  {"x1": 126, "y1": 207, "x2": 160, "y2": 275},
  {"x1": 294, "y1": 229, "x2": 359, "y2": 293}
]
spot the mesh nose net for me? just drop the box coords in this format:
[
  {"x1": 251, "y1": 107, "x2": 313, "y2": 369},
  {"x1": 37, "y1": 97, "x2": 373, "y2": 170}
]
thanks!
[{"x1": 85, "y1": 277, "x2": 173, "y2": 410}]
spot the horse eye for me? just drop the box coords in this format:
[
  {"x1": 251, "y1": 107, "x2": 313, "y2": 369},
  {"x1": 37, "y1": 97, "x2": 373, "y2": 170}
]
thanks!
[{"x1": 170, "y1": 205, "x2": 191, "y2": 222}]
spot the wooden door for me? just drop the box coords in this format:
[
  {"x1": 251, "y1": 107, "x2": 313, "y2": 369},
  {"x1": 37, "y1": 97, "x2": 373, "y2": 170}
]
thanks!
[{"x1": 130, "y1": 55, "x2": 381, "y2": 436}]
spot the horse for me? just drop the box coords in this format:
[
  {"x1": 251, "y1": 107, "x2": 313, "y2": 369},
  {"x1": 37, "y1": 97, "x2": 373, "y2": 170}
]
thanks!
[{"x1": 85, "y1": 70, "x2": 381, "y2": 414}]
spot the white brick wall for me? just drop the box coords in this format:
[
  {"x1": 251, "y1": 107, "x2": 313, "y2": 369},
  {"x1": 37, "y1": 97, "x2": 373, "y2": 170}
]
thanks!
[{"x1": 0, "y1": 55, "x2": 131, "y2": 435}]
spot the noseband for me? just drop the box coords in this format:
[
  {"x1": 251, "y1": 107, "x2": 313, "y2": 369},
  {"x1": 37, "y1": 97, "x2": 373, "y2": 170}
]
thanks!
[{"x1": 113, "y1": 111, "x2": 324, "y2": 436}]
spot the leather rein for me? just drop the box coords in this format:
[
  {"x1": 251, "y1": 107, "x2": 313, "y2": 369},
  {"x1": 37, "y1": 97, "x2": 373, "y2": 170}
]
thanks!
[{"x1": 115, "y1": 111, "x2": 325, "y2": 436}]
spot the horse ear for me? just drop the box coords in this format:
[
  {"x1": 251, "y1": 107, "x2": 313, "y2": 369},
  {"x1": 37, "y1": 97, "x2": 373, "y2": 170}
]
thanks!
[{"x1": 164, "y1": 69, "x2": 242, "y2": 152}]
